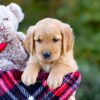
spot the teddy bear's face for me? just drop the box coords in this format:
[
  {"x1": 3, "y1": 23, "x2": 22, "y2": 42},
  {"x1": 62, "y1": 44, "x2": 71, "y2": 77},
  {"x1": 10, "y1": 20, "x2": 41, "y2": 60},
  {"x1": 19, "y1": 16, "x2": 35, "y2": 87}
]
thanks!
[
  {"x1": 0, "y1": 6, "x2": 18, "y2": 43},
  {"x1": 0, "y1": 6, "x2": 18, "y2": 33},
  {"x1": 0, "y1": 6, "x2": 18, "y2": 32},
  {"x1": 0, "y1": 3, "x2": 24, "y2": 43}
]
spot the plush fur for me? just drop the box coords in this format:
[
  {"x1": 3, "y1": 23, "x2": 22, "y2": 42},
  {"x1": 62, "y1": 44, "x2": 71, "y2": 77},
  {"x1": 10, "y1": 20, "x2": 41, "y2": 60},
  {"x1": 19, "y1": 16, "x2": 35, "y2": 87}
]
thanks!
[{"x1": 0, "y1": 3, "x2": 28, "y2": 71}]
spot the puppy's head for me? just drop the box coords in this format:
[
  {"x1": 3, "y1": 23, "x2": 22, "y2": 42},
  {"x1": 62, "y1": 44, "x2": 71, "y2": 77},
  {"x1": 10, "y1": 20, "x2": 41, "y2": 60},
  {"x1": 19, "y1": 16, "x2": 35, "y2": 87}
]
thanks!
[{"x1": 24, "y1": 18, "x2": 74, "y2": 63}]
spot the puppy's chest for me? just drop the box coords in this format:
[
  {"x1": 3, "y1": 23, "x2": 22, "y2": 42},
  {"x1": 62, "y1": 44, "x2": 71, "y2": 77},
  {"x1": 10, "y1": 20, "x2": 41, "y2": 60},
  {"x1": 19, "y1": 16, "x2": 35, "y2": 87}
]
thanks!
[{"x1": 42, "y1": 64, "x2": 52, "y2": 72}]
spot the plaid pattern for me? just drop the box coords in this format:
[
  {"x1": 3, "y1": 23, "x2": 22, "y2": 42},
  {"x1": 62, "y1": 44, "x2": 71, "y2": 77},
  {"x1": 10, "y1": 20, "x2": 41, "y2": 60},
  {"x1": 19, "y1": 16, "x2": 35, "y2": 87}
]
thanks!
[{"x1": 0, "y1": 69, "x2": 81, "y2": 100}]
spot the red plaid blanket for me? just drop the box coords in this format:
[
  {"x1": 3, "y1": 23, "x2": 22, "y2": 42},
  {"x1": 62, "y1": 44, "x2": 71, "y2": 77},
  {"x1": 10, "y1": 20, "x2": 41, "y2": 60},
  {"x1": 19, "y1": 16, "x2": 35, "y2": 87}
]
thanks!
[{"x1": 0, "y1": 69, "x2": 81, "y2": 100}]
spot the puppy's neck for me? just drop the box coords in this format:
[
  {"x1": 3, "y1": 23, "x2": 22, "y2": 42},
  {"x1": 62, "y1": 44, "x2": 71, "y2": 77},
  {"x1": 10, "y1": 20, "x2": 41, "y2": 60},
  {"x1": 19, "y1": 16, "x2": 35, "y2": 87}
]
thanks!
[{"x1": 39, "y1": 61, "x2": 53, "y2": 72}]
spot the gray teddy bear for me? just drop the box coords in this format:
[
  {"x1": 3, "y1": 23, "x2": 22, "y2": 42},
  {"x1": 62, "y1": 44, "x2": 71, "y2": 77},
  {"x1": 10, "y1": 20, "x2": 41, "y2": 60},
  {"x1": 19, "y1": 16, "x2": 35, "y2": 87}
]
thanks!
[{"x1": 0, "y1": 3, "x2": 28, "y2": 71}]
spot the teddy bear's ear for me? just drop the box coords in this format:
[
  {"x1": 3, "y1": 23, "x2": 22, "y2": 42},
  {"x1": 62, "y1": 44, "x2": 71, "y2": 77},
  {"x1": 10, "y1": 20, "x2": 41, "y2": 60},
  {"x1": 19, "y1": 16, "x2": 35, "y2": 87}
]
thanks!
[{"x1": 7, "y1": 3, "x2": 24, "y2": 23}]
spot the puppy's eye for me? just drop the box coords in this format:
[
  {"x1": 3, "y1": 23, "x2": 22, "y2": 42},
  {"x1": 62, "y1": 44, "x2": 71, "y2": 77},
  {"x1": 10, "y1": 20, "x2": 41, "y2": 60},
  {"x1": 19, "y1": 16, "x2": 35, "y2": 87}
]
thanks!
[
  {"x1": 3, "y1": 18, "x2": 8, "y2": 21},
  {"x1": 53, "y1": 38, "x2": 59, "y2": 42},
  {"x1": 36, "y1": 39, "x2": 42, "y2": 43}
]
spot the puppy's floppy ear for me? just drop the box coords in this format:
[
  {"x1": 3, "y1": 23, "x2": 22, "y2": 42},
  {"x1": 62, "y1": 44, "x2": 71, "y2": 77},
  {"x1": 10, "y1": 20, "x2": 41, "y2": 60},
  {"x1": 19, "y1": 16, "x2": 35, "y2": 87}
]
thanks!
[
  {"x1": 24, "y1": 26, "x2": 35, "y2": 56},
  {"x1": 61, "y1": 23, "x2": 74, "y2": 55}
]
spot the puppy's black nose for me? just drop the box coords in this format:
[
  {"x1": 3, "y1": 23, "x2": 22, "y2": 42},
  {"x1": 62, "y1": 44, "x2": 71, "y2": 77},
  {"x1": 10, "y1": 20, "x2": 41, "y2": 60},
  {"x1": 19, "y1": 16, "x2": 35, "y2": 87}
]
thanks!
[{"x1": 42, "y1": 51, "x2": 51, "y2": 59}]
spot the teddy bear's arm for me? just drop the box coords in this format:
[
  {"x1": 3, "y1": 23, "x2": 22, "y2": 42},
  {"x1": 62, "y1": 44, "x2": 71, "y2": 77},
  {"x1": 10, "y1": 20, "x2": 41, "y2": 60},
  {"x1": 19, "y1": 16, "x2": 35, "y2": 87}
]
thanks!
[
  {"x1": 16, "y1": 32, "x2": 26, "y2": 42},
  {"x1": 0, "y1": 59, "x2": 16, "y2": 71}
]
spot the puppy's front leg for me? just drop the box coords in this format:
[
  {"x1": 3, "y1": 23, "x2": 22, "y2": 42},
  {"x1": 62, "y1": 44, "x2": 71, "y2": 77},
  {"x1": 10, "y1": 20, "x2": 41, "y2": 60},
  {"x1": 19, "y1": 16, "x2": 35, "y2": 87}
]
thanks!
[
  {"x1": 21, "y1": 56, "x2": 40, "y2": 86},
  {"x1": 47, "y1": 63, "x2": 76, "y2": 89}
]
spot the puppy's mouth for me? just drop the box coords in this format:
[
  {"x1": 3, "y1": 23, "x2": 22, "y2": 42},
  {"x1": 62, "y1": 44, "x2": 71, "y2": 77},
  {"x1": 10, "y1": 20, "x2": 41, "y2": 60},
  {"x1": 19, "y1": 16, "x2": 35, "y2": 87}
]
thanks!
[
  {"x1": 42, "y1": 56, "x2": 52, "y2": 63},
  {"x1": 37, "y1": 51, "x2": 59, "y2": 63},
  {"x1": 41, "y1": 59, "x2": 54, "y2": 64},
  {"x1": 39, "y1": 55, "x2": 53, "y2": 63}
]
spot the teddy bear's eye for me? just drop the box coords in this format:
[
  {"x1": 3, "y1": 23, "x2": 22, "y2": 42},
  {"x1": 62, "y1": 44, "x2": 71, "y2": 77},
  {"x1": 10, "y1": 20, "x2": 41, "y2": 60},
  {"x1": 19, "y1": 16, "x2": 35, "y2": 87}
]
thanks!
[{"x1": 3, "y1": 18, "x2": 8, "y2": 21}]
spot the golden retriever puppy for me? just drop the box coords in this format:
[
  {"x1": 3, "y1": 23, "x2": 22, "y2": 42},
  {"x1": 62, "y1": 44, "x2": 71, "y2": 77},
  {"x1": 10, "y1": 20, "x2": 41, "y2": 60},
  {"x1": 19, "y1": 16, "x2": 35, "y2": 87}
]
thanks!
[{"x1": 21, "y1": 18, "x2": 78, "y2": 90}]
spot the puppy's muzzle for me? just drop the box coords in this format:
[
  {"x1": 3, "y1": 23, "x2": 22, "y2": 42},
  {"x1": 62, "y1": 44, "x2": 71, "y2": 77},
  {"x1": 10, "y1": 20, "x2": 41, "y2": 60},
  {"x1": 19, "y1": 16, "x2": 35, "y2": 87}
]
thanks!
[{"x1": 42, "y1": 50, "x2": 51, "y2": 59}]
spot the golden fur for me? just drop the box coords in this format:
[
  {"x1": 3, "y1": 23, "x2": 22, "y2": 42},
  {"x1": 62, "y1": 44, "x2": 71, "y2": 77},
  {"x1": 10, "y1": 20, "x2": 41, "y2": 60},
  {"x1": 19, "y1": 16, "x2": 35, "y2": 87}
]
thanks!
[{"x1": 21, "y1": 18, "x2": 78, "y2": 90}]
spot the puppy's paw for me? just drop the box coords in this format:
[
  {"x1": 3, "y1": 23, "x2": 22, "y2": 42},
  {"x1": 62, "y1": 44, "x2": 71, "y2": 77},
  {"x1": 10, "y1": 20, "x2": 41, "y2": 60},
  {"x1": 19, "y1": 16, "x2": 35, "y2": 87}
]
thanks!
[
  {"x1": 21, "y1": 69, "x2": 38, "y2": 86},
  {"x1": 47, "y1": 73, "x2": 64, "y2": 89}
]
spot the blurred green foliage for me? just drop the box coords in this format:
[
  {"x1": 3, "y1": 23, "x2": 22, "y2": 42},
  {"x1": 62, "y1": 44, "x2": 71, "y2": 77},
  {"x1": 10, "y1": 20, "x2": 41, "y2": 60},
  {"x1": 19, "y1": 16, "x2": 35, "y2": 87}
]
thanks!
[{"x1": 0, "y1": 0, "x2": 100, "y2": 99}]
